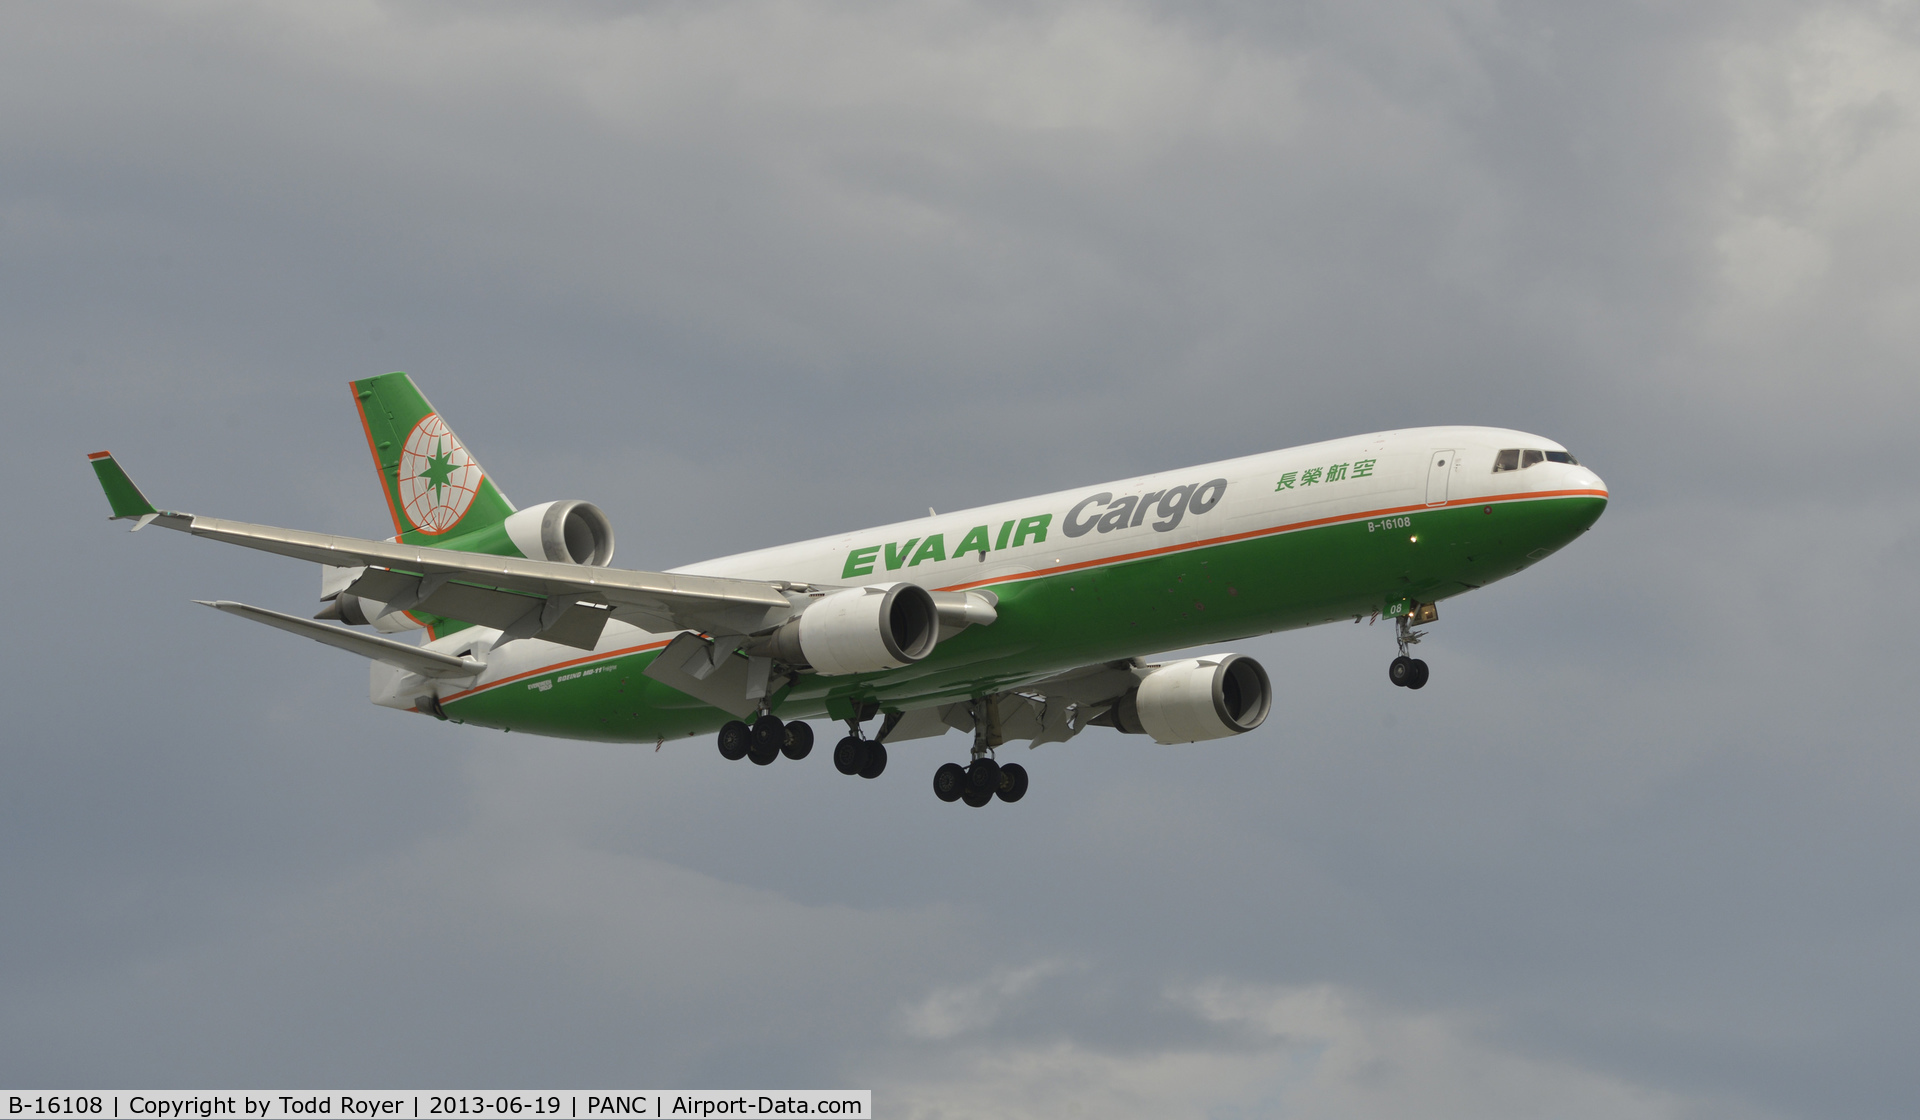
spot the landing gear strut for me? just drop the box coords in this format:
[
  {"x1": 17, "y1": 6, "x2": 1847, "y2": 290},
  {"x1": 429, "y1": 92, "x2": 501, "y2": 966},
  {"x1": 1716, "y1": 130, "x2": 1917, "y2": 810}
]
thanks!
[{"x1": 1389, "y1": 612, "x2": 1431, "y2": 690}]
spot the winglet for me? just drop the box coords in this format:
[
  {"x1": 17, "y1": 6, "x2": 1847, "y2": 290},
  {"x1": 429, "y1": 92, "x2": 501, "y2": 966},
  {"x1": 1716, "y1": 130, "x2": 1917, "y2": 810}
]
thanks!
[{"x1": 88, "y1": 451, "x2": 159, "y2": 522}]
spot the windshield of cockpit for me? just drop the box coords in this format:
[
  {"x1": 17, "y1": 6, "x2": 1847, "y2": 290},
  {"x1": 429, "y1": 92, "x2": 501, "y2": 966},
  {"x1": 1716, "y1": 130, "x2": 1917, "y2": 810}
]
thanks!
[{"x1": 1493, "y1": 448, "x2": 1578, "y2": 472}]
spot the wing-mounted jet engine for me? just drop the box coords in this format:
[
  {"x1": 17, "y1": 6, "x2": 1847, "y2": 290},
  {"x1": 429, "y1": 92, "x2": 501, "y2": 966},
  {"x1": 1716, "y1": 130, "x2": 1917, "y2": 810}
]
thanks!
[
  {"x1": 754, "y1": 583, "x2": 940, "y2": 675},
  {"x1": 1097, "y1": 654, "x2": 1273, "y2": 744}
]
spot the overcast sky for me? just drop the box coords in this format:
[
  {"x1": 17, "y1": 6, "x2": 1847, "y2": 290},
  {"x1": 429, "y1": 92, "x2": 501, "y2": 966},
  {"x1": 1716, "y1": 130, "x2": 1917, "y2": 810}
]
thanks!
[{"x1": 4, "y1": 1, "x2": 1918, "y2": 1116}]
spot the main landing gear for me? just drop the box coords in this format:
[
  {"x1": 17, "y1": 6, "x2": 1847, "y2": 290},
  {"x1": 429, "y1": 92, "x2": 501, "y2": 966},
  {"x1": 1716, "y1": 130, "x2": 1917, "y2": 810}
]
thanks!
[
  {"x1": 1388, "y1": 611, "x2": 1431, "y2": 690},
  {"x1": 716, "y1": 714, "x2": 814, "y2": 765},
  {"x1": 932, "y1": 758, "x2": 1027, "y2": 806},
  {"x1": 931, "y1": 696, "x2": 1028, "y2": 807}
]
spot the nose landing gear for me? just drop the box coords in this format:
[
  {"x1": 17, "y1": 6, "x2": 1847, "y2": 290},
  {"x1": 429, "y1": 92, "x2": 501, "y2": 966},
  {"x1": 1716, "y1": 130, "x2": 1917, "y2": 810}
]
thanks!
[{"x1": 1389, "y1": 610, "x2": 1431, "y2": 689}]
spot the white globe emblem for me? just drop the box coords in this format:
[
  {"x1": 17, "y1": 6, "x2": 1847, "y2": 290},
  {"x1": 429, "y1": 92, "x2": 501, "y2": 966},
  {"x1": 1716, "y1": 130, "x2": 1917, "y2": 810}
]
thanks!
[{"x1": 397, "y1": 414, "x2": 483, "y2": 534}]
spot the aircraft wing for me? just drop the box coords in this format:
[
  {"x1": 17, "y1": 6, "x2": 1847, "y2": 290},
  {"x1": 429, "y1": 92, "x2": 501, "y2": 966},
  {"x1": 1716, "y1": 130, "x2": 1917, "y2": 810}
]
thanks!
[
  {"x1": 173, "y1": 510, "x2": 795, "y2": 638},
  {"x1": 91, "y1": 452, "x2": 799, "y2": 645}
]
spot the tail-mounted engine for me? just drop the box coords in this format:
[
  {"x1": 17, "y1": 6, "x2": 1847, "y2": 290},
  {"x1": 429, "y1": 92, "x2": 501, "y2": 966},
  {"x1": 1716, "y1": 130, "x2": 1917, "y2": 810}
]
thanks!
[
  {"x1": 503, "y1": 500, "x2": 616, "y2": 566},
  {"x1": 1102, "y1": 654, "x2": 1272, "y2": 744}
]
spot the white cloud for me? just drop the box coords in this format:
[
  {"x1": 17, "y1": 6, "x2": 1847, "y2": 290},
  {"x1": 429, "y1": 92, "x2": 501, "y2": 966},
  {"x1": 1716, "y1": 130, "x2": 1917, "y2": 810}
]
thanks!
[
  {"x1": 871, "y1": 979, "x2": 1757, "y2": 1120},
  {"x1": 898, "y1": 959, "x2": 1079, "y2": 1039}
]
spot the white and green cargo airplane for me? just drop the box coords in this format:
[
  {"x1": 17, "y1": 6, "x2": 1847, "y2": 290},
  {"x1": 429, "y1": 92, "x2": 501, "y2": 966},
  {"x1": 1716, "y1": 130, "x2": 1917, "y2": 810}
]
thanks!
[{"x1": 90, "y1": 373, "x2": 1607, "y2": 806}]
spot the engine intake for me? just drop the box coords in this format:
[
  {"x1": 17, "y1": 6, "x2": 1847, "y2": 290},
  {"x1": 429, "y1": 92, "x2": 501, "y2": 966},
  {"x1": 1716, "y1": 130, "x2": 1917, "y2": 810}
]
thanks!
[
  {"x1": 1110, "y1": 654, "x2": 1271, "y2": 744},
  {"x1": 762, "y1": 583, "x2": 940, "y2": 675},
  {"x1": 504, "y1": 500, "x2": 616, "y2": 566}
]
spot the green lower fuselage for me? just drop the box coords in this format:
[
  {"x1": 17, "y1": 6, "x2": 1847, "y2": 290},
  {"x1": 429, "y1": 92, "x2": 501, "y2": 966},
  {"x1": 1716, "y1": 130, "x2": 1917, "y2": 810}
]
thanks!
[{"x1": 431, "y1": 426, "x2": 1606, "y2": 743}]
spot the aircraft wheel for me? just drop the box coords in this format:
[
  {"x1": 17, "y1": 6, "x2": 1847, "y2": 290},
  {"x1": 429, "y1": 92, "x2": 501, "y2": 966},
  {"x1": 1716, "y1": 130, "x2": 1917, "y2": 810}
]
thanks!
[
  {"x1": 1389, "y1": 655, "x2": 1414, "y2": 687},
  {"x1": 961, "y1": 785, "x2": 994, "y2": 808},
  {"x1": 752, "y1": 714, "x2": 786, "y2": 753},
  {"x1": 1406, "y1": 659, "x2": 1430, "y2": 690},
  {"x1": 858, "y1": 741, "x2": 888, "y2": 779},
  {"x1": 717, "y1": 720, "x2": 751, "y2": 761},
  {"x1": 933, "y1": 762, "x2": 967, "y2": 802},
  {"x1": 966, "y1": 757, "x2": 1001, "y2": 796},
  {"x1": 996, "y1": 762, "x2": 1029, "y2": 803},
  {"x1": 781, "y1": 721, "x2": 814, "y2": 760},
  {"x1": 833, "y1": 737, "x2": 865, "y2": 775}
]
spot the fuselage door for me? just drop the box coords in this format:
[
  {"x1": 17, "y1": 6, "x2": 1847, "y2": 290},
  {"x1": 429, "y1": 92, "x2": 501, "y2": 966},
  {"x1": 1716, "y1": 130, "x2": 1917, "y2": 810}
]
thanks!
[{"x1": 1425, "y1": 449, "x2": 1455, "y2": 506}]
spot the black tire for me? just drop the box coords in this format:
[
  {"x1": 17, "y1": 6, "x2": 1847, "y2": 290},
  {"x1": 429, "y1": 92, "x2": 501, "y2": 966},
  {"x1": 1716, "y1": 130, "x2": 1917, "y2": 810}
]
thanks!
[
  {"x1": 996, "y1": 762, "x2": 1029, "y2": 803},
  {"x1": 1389, "y1": 655, "x2": 1414, "y2": 687},
  {"x1": 717, "y1": 720, "x2": 751, "y2": 761},
  {"x1": 833, "y1": 736, "x2": 864, "y2": 775},
  {"x1": 966, "y1": 757, "x2": 1001, "y2": 796},
  {"x1": 858, "y1": 740, "x2": 888, "y2": 779},
  {"x1": 961, "y1": 785, "x2": 994, "y2": 808},
  {"x1": 1406, "y1": 658, "x2": 1430, "y2": 690},
  {"x1": 933, "y1": 762, "x2": 967, "y2": 802},
  {"x1": 752, "y1": 714, "x2": 786, "y2": 754},
  {"x1": 748, "y1": 741, "x2": 779, "y2": 765},
  {"x1": 781, "y1": 721, "x2": 814, "y2": 760}
]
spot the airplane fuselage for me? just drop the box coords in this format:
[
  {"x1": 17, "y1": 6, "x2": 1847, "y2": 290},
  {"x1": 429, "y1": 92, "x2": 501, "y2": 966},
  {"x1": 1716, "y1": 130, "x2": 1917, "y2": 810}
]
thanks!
[{"x1": 410, "y1": 425, "x2": 1607, "y2": 742}]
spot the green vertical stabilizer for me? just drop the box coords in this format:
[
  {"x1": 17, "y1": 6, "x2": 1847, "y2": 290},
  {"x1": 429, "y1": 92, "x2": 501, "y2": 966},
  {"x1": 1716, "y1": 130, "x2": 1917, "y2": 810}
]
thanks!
[
  {"x1": 350, "y1": 372, "x2": 515, "y2": 544},
  {"x1": 350, "y1": 373, "x2": 523, "y2": 641}
]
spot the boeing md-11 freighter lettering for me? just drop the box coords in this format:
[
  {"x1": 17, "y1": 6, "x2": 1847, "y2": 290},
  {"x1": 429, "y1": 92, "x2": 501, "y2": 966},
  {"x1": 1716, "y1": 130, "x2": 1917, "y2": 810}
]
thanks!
[{"x1": 90, "y1": 373, "x2": 1607, "y2": 807}]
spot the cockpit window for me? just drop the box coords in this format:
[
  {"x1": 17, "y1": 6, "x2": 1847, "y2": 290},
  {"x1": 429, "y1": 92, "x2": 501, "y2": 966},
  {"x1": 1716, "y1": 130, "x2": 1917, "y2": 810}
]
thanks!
[{"x1": 1497, "y1": 448, "x2": 1581, "y2": 472}]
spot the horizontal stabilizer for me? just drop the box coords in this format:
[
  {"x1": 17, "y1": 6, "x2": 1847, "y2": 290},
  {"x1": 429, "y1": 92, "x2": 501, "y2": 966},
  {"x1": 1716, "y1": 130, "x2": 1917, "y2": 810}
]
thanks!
[{"x1": 195, "y1": 600, "x2": 483, "y2": 679}]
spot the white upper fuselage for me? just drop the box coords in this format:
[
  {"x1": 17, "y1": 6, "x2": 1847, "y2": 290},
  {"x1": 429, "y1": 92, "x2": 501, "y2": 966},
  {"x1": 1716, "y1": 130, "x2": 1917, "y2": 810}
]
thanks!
[{"x1": 681, "y1": 425, "x2": 1605, "y2": 587}]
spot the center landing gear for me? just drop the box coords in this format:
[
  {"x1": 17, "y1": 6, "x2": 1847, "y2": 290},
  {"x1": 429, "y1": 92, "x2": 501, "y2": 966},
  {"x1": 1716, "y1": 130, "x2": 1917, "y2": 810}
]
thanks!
[
  {"x1": 830, "y1": 713, "x2": 887, "y2": 780},
  {"x1": 716, "y1": 715, "x2": 814, "y2": 765},
  {"x1": 1388, "y1": 611, "x2": 1431, "y2": 690},
  {"x1": 834, "y1": 735, "x2": 886, "y2": 778}
]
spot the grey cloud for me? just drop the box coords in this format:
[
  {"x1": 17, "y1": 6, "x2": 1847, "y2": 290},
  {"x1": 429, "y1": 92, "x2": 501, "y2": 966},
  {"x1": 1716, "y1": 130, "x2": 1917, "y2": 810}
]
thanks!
[{"x1": 4, "y1": 2, "x2": 1919, "y2": 1117}]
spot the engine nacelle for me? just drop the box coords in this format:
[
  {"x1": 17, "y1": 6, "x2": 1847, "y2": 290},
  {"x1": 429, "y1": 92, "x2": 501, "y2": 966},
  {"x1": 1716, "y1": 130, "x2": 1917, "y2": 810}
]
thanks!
[
  {"x1": 504, "y1": 500, "x2": 616, "y2": 566},
  {"x1": 762, "y1": 583, "x2": 940, "y2": 675},
  {"x1": 1113, "y1": 654, "x2": 1271, "y2": 744}
]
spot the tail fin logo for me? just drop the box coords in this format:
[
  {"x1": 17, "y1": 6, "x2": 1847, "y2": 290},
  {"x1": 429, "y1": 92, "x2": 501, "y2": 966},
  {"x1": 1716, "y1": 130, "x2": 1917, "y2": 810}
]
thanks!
[{"x1": 397, "y1": 414, "x2": 483, "y2": 534}]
